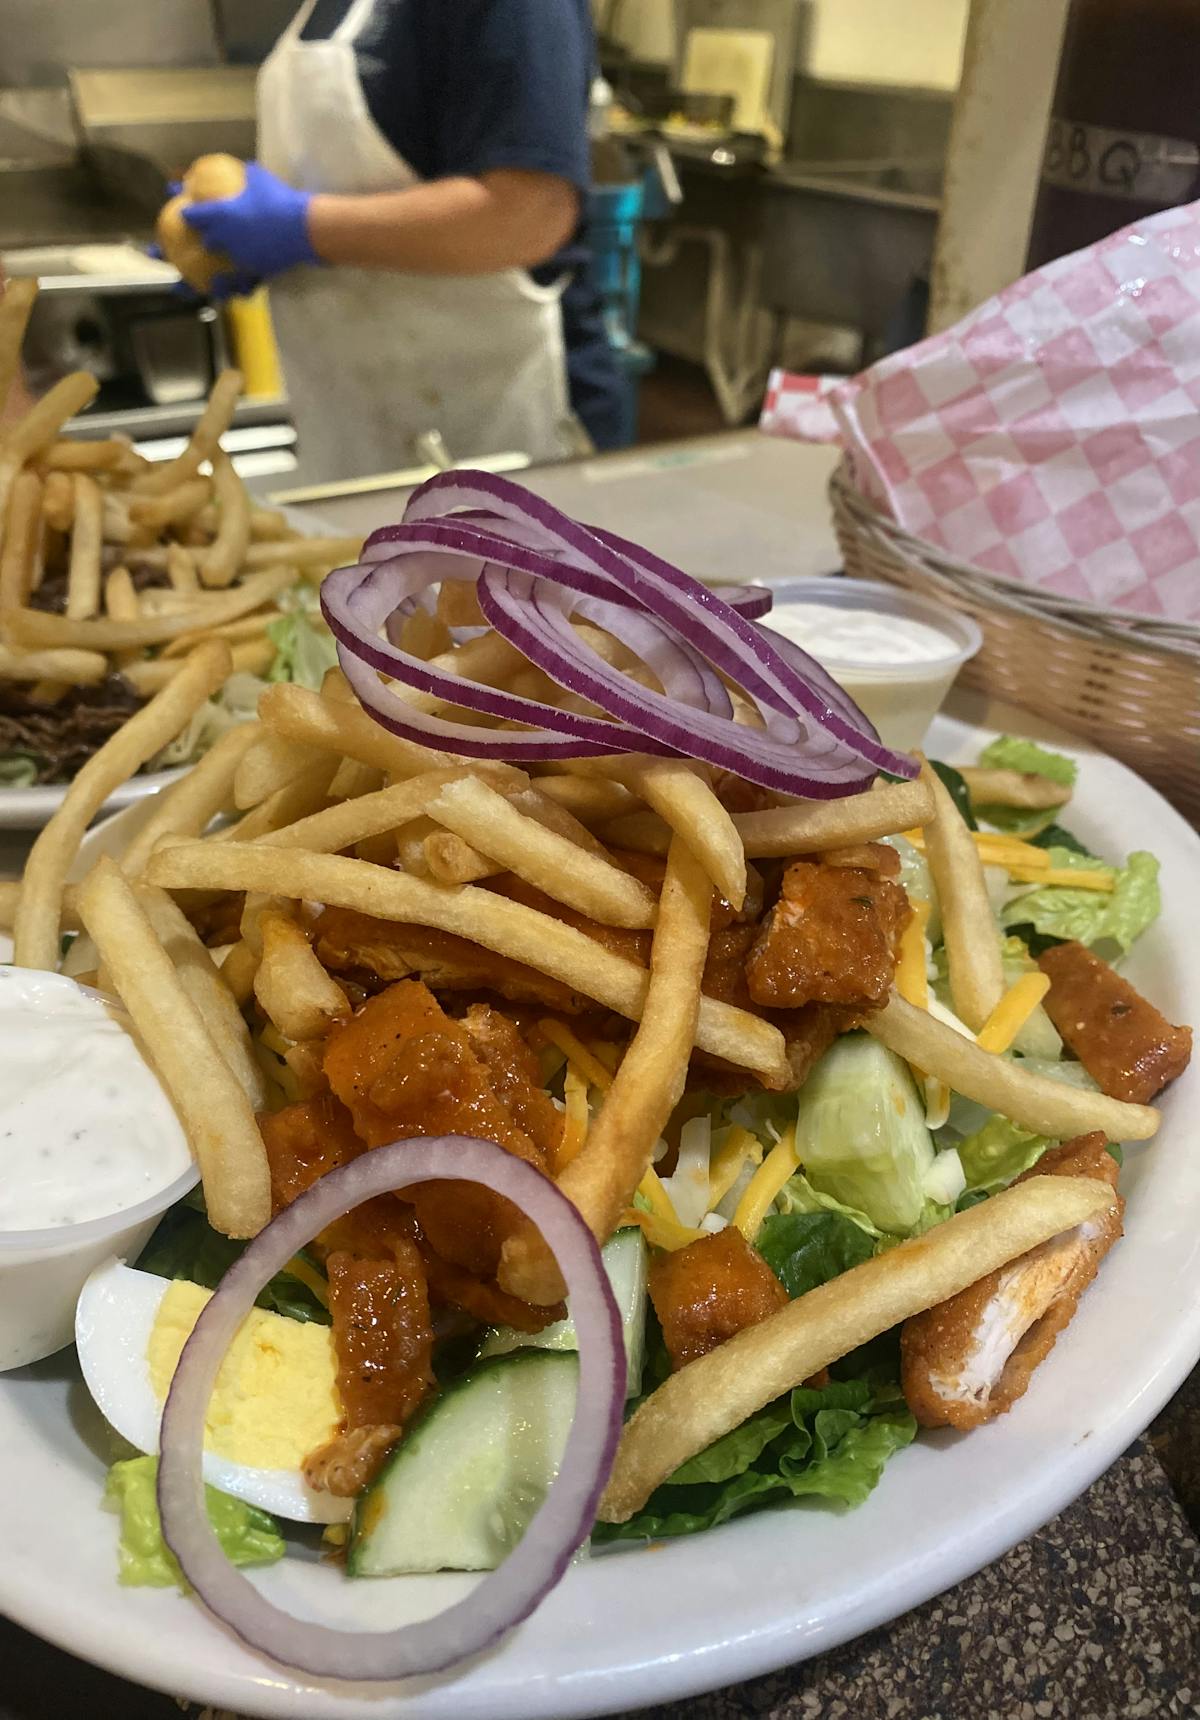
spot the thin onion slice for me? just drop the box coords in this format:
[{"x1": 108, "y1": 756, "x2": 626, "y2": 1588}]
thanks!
[
  {"x1": 157, "y1": 1137, "x2": 624, "y2": 1683},
  {"x1": 322, "y1": 474, "x2": 918, "y2": 796}
]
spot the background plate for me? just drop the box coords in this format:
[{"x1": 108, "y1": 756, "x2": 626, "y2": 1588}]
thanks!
[{"x1": 0, "y1": 697, "x2": 1197, "y2": 1719}]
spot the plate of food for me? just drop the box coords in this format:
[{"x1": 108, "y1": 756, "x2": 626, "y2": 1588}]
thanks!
[
  {"x1": 0, "y1": 283, "x2": 362, "y2": 828},
  {"x1": 0, "y1": 475, "x2": 1194, "y2": 1720}
]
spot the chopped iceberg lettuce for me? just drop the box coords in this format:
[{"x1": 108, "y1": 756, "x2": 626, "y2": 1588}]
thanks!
[
  {"x1": 267, "y1": 584, "x2": 339, "y2": 690},
  {"x1": 957, "y1": 1117, "x2": 1053, "y2": 1194}
]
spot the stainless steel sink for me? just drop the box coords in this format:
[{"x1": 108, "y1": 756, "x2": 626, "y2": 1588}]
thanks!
[{"x1": 759, "y1": 156, "x2": 942, "y2": 355}]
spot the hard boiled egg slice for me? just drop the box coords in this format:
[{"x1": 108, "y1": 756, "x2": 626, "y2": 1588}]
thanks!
[{"x1": 76, "y1": 1258, "x2": 351, "y2": 1524}]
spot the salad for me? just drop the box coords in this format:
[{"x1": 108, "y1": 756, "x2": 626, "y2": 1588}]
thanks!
[{"x1": 4, "y1": 474, "x2": 1191, "y2": 1683}]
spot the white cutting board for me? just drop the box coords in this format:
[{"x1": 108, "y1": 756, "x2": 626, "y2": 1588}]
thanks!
[{"x1": 680, "y1": 27, "x2": 775, "y2": 134}]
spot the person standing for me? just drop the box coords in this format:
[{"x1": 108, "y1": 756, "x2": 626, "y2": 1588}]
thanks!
[{"x1": 167, "y1": 0, "x2": 624, "y2": 482}]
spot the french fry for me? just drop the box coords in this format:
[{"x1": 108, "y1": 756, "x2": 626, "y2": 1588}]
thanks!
[
  {"x1": 0, "y1": 277, "x2": 36, "y2": 422},
  {"x1": 76, "y1": 857, "x2": 270, "y2": 1238},
  {"x1": 0, "y1": 644, "x2": 107, "y2": 684},
  {"x1": 0, "y1": 370, "x2": 98, "y2": 526},
  {"x1": 959, "y1": 766, "x2": 1073, "y2": 811},
  {"x1": 214, "y1": 759, "x2": 337, "y2": 841},
  {"x1": 166, "y1": 542, "x2": 200, "y2": 596},
  {"x1": 395, "y1": 813, "x2": 437, "y2": 876},
  {"x1": 63, "y1": 474, "x2": 104, "y2": 620},
  {"x1": 427, "y1": 774, "x2": 658, "y2": 928},
  {"x1": 253, "y1": 910, "x2": 350, "y2": 1041},
  {"x1": 422, "y1": 828, "x2": 496, "y2": 885},
  {"x1": 598, "y1": 1176, "x2": 1116, "y2": 1520},
  {"x1": 257, "y1": 680, "x2": 452, "y2": 778},
  {"x1": 234, "y1": 731, "x2": 326, "y2": 810},
  {"x1": 38, "y1": 438, "x2": 126, "y2": 472},
  {"x1": 197, "y1": 450, "x2": 251, "y2": 589},
  {"x1": 121, "y1": 722, "x2": 261, "y2": 876},
  {"x1": 249, "y1": 507, "x2": 292, "y2": 542},
  {"x1": 135, "y1": 883, "x2": 266, "y2": 1108},
  {"x1": 104, "y1": 565, "x2": 140, "y2": 622},
  {"x1": 241, "y1": 535, "x2": 363, "y2": 572},
  {"x1": 13, "y1": 640, "x2": 232, "y2": 970},
  {"x1": 40, "y1": 468, "x2": 75, "y2": 533},
  {"x1": 502, "y1": 835, "x2": 711, "y2": 1304},
  {"x1": 252, "y1": 766, "x2": 522, "y2": 853},
  {"x1": 160, "y1": 613, "x2": 273, "y2": 658},
  {"x1": 2, "y1": 566, "x2": 293, "y2": 651},
  {"x1": 564, "y1": 757, "x2": 746, "y2": 909},
  {"x1": 328, "y1": 758, "x2": 383, "y2": 799},
  {"x1": 921, "y1": 761, "x2": 1005, "y2": 1031},
  {"x1": 601, "y1": 777, "x2": 937, "y2": 860},
  {"x1": 130, "y1": 368, "x2": 242, "y2": 496},
  {"x1": 534, "y1": 774, "x2": 640, "y2": 824},
  {"x1": 0, "y1": 879, "x2": 81, "y2": 931},
  {"x1": 212, "y1": 937, "x2": 259, "y2": 1005},
  {"x1": 867, "y1": 992, "x2": 1159, "y2": 1140},
  {"x1": 506, "y1": 784, "x2": 617, "y2": 863},
  {"x1": 127, "y1": 476, "x2": 211, "y2": 533},
  {"x1": 0, "y1": 471, "x2": 44, "y2": 609},
  {"x1": 145, "y1": 841, "x2": 790, "y2": 1084},
  {"x1": 121, "y1": 636, "x2": 274, "y2": 694}
]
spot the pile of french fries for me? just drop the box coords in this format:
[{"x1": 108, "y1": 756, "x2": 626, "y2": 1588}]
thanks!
[
  {"x1": 0, "y1": 558, "x2": 1157, "y2": 1509},
  {"x1": 0, "y1": 280, "x2": 359, "y2": 713}
]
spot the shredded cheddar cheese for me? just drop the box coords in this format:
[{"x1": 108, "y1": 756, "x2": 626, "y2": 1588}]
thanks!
[
  {"x1": 1006, "y1": 865, "x2": 1115, "y2": 891},
  {"x1": 537, "y1": 1018, "x2": 615, "y2": 1090},
  {"x1": 557, "y1": 1063, "x2": 591, "y2": 1169},
  {"x1": 975, "y1": 971, "x2": 1053, "y2": 1056},
  {"x1": 733, "y1": 1126, "x2": 800, "y2": 1240},
  {"x1": 282, "y1": 1254, "x2": 329, "y2": 1307},
  {"x1": 896, "y1": 898, "x2": 932, "y2": 1010},
  {"x1": 706, "y1": 1126, "x2": 764, "y2": 1213},
  {"x1": 622, "y1": 1206, "x2": 706, "y2": 1251}
]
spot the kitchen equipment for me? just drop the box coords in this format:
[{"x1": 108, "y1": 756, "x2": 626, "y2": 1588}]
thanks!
[
  {"x1": 830, "y1": 462, "x2": 1200, "y2": 821},
  {"x1": 680, "y1": 28, "x2": 774, "y2": 139},
  {"x1": 67, "y1": 66, "x2": 256, "y2": 199},
  {"x1": 673, "y1": 0, "x2": 802, "y2": 149}
]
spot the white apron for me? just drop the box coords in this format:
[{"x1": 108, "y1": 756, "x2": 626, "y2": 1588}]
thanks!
[{"x1": 257, "y1": 0, "x2": 571, "y2": 484}]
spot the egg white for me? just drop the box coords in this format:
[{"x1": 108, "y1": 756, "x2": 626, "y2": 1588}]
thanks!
[{"x1": 75, "y1": 1258, "x2": 352, "y2": 1524}]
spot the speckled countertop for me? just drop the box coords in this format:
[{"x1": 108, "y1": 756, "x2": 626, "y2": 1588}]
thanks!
[{"x1": 1, "y1": 1369, "x2": 1196, "y2": 1719}]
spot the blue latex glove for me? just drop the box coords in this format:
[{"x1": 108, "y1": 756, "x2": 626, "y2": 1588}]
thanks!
[{"x1": 182, "y1": 160, "x2": 320, "y2": 280}]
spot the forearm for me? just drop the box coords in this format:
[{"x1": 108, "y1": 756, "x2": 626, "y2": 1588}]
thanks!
[{"x1": 307, "y1": 172, "x2": 578, "y2": 276}]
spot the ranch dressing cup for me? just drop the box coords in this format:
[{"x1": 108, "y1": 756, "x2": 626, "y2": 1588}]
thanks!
[
  {"x1": 760, "y1": 579, "x2": 983, "y2": 752},
  {"x1": 0, "y1": 970, "x2": 198, "y2": 1371}
]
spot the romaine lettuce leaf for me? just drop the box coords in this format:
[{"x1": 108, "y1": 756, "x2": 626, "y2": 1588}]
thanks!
[
  {"x1": 957, "y1": 1117, "x2": 1052, "y2": 1193},
  {"x1": 1002, "y1": 849, "x2": 1160, "y2": 956},
  {"x1": 929, "y1": 759, "x2": 977, "y2": 829},
  {"x1": 978, "y1": 735, "x2": 1078, "y2": 787},
  {"x1": 138, "y1": 1192, "x2": 329, "y2": 1325},
  {"x1": 756, "y1": 1210, "x2": 875, "y2": 1299},
  {"x1": 104, "y1": 1456, "x2": 283, "y2": 1588},
  {"x1": 592, "y1": 1377, "x2": 916, "y2": 1541}
]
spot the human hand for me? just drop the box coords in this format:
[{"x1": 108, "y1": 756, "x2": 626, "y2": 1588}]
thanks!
[{"x1": 182, "y1": 161, "x2": 320, "y2": 279}]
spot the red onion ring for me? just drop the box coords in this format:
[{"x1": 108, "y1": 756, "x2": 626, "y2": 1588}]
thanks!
[{"x1": 157, "y1": 1137, "x2": 624, "y2": 1683}]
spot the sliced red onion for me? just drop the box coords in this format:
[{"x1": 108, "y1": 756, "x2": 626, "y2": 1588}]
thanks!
[
  {"x1": 157, "y1": 1137, "x2": 624, "y2": 1683},
  {"x1": 322, "y1": 474, "x2": 918, "y2": 795}
]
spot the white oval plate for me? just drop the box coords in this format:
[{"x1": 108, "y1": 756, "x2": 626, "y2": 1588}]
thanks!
[
  {"x1": 0, "y1": 701, "x2": 1197, "y2": 1719},
  {"x1": 0, "y1": 765, "x2": 187, "y2": 831}
]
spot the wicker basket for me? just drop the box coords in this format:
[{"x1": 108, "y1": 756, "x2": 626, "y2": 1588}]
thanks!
[{"x1": 830, "y1": 461, "x2": 1200, "y2": 823}]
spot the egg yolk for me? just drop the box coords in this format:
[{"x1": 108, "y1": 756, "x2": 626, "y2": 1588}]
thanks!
[{"x1": 147, "y1": 1281, "x2": 341, "y2": 1472}]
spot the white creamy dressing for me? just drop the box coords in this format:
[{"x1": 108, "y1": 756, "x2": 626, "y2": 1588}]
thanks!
[
  {"x1": 0, "y1": 969, "x2": 192, "y2": 1232},
  {"x1": 764, "y1": 601, "x2": 955, "y2": 668}
]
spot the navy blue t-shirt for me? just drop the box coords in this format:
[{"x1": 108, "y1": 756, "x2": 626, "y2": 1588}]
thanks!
[{"x1": 297, "y1": 0, "x2": 623, "y2": 447}]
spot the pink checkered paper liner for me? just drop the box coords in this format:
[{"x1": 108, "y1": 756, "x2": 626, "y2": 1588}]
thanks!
[{"x1": 759, "y1": 199, "x2": 1200, "y2": 625}]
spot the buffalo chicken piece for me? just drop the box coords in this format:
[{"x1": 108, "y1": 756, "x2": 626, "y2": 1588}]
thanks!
[
  {"x1": 323, "y1": 980, "x2": 560, "y2": 1280},
  {"x1": 302, "y1": 1242, "x2": 434, "y2": 1496},
  {"x1": 745, "y1": 845, "x2": 910, "y2": 1011},
  {"x1": 1038, "y1": 941, "x2": 1192, "y2": 1103},
  {"x1": 650, "y1": 1228, "x2": 787, "y2": 1370},
  {"x1": 901, "y1": 1133, "x2": 1123, "y2": 1430}
]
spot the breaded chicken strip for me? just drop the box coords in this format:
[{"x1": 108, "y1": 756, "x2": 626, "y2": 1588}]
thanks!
[{"x1": 901, "y1": 1134, "x2": 1123, "y2": 1430}]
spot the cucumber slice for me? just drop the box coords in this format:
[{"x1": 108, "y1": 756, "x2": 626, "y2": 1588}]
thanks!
[
  {"x1": 349, "y1": 1350, "x2": 578, "y2": 1577},
  {"x1": 477, "y1": 1227, "x2": 647, "y2": 1395}
]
